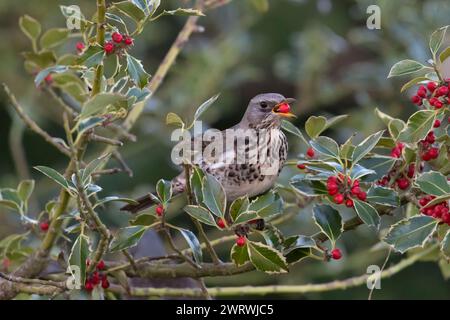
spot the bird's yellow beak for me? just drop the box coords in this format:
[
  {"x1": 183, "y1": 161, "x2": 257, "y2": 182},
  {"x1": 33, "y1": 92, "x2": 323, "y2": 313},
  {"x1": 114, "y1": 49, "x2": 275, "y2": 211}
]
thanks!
[{"x1": 272, "y1": 99, "x2": 297, "y2": 118}]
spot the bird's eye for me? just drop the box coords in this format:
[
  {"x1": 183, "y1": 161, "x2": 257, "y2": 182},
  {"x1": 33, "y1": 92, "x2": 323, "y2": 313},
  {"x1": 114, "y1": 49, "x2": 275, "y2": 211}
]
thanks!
[{"x1": 259, "y1": 101, "x2": 268, "y2": 108}]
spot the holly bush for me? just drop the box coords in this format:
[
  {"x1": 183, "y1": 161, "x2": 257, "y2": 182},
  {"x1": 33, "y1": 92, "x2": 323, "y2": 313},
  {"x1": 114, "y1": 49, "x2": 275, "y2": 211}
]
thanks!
[{"x1": 0, "y1": 1, "x2": 449, "y2": 300}]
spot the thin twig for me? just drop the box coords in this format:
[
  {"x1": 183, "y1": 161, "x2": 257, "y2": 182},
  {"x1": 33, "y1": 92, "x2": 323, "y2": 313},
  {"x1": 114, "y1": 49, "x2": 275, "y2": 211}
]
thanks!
[
  {"x1": 112, "y1": 150, "x2": 133, "y2": 177},
  {"x1": 89, "y1": 134, "x2": 123, "y2": 146},
  {"x1": 3, "y1": 84, "x2": 71, "y2": 157}
]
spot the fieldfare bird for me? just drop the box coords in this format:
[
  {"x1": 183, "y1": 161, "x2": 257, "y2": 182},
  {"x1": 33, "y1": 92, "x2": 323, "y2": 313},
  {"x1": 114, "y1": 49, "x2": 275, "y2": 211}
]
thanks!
[{"x1": 121, "y1": 93, "x2": 296, "y2": 213}]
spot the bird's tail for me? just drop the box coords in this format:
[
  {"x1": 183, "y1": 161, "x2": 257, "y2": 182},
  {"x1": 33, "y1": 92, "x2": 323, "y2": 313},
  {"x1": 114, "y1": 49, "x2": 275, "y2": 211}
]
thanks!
[{"x1": 120, "y1": 194, "x2": 156, "y2": 214}]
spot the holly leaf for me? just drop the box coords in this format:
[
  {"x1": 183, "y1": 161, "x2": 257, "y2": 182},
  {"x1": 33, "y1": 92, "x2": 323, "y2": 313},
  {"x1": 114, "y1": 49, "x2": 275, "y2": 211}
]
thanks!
[
  {"x1": 113, "y1": 1, "x2": 146, "y2": 22},
  {"x1": 429, "y1": 26, "x2": 448, "y2": 56},
  {"x1": 441, "y1": 230, "x2": 450, "y2": 259},
  {"x1": 351, "y1": 131, "x2": 384, "y2": 164},
  {"x1": 247, "y1": 241, "x2": 288, "y2": 274},
  {"x1": 281, "y1": 120, "x2": 305, "y2": 141},
  {"x1": 156, "y1": 179, "x2": 172, "y2": 203},
  {"x1": 110, "y1": 226, "x2": 148, "y2": 252},
  {"x1": 173, "y1": 227, "x2": 202, "y2": 263},
  {"x1": 190, "y1": 94, "x2": 220, "y2": 126},
  {"x1": 415, "y1": 171, "x2": 450, "y2": 196},
  {"x1": 126, "y1": 54, "x2": 150, "y2": 89},
  {"x1": 310, "y1": 137, "x2": 340, "y2": 159},
  {"x1": 353, "y1": 199, "x2": 380, "y2": 229},
  {"x1": 249, "y1": 192, "x2": 283, "y2": 218},
  {"x1": 35, "y1": 65, "x2": 69, "y2": 87},
  {"x1": 383, "y1": 215, "x2": 439, "y2": 253},
  {"x1": 388, "y1": 59, "x2": 428, "y2": 78},
  {"x1": 40, "y1": 28, "x2": 70, "y2": 49},
  {"x1": 79, "y1": 93, "x2": 128, "y2": 119},
  {"x1": 184, "y1": 205, "x2": 216, "y2": 226},
  {"x1": 77, "y1": 45, "x2": 105, "y2": 68},
  {"x1": 229, "y1": 196, "x2": 250, "y2": 222},
  {"x1": 19, "y1": 15, "x2": 41, "y2": 43},
  {"x1": 397, "y1": 110, "x2": 436, "y2": 144},
  {"x1": 68, "y1": 234, "x2": 90, "y2": 284},
  {"x1": 202, "y1": 174, "x2": 226, "y2": 218},
  {"x1": 366, "y1": 186, "x2": 400, "y2": 207},
  {"x1": 312, "y1": 205, "x2": 343, "y2": 244},
  {"x1": 34, "y1": 166, "x2": 70, "y2": 191},
  {"x1": 17, "y1": 180, "x2": 35, "y2": 203},
  {"x1": 231, "y1": 243, "x2": 250, "y2": 266}
]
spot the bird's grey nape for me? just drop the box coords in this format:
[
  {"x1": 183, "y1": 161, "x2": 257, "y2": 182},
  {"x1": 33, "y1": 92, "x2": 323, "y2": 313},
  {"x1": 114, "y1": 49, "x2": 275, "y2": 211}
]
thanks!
[{"x1": 240, "y1": 93, "x2": 288, "y2": 128}]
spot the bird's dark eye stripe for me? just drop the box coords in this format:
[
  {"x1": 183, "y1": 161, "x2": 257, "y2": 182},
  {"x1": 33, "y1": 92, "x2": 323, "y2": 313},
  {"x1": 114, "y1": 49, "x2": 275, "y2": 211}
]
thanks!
[{"x1": 260, "y1": 101, "x2": 268, "y2": 108}]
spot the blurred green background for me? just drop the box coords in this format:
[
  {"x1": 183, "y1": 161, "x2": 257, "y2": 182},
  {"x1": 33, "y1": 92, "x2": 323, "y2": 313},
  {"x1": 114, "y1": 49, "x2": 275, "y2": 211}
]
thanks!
[{"x1": 0, "y1": 0, "x2": 449, "y2": 299}]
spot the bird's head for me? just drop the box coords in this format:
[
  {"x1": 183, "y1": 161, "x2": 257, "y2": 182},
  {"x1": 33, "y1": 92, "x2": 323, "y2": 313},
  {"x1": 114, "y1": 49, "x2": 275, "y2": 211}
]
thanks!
[{"x1": 241, "y1": 93, "x2": 296, "y2": 129}]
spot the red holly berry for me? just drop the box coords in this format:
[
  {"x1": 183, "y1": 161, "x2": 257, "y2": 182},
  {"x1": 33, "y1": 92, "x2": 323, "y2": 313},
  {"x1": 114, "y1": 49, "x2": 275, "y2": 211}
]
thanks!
[
  {"x1": 306, "y1": 147, "x2": 315, "y2": 158},
  {"x1": 333, "y1": 193, "x2": 344, "y2": 204},
  {"x1": 96, "y1": 260, "x2": 105, "y2": 271},
  {"x1": 85, "y1": 280, "x2": 94, "y2": 292},
  {"x1": 155, "y1": 204, "x2": 164, "y2": 216},
  {"x1": 411, "y1": 95, "x2": 421, "y2": 104},
  {"x1": 217, "y1": 218, "x2": 226, "y2": 229},
  {"x1": 428, "y1": 147, "x2": 439, "y2": 159},
  {"x1": 437, "y1": 86, "x2": 449, "y2": 96},
  {"x1": 421, "y1": 152, "x2": 432, "y2": 161},
  {"x1": 434, "y1": 100, "x2": 443, "y2": 109},
  {"x1": 433, "y1": 119, "x2": 441, "y2": 128},
  {"x1": 419, "y1": 197, "x2": 429, "y2": 207},
  {"x1": 124, "y1": 36, "x2": 134, "y2": 45},
  {"x1": 328, "y1": 186, "x2": 339, "y2": 196},
  {"x1": 351, "y1": 186, "x2": 361, "y2": 195},
  {"x1": 397, "y1": 178, "x2": 410, "y2": 190},
  {"x1": 76, "y1": 42, "x2": 85, "y2": 53},
  {"x1": 357, "y1": 191, "x2": 367, "y2": 201},
  {"x1": 407, "y1": 163, "x2": 415, "y2": 178},
  {"x1": 44, "y1": 74, "x2": 53, "y2": 84},
  {"x1": 345, "y1": 199, "x2": 354, "y2": 208},
  {"x1": 417, "y1": 87, "x2": 427, "y2": 98},
  {"x1": 104, "y1": 41, "x2": 114, "y2": 54},
  {"x1": 297, "y1": 163, "x2": 306, "y2": 170},
  {"x1": 427, "y1": 82, "x2": 437, "y2": 92},
  {"x1": 112, "y1": 32, "x2": 123, "y2": 43},
  {"x1": 330, "y1": 248, "x2": 342, "y2": 260},
  {"x1": 426, "y1": 131, "x2": 435, "y2": 144},
  {"x1": 91, "y1": 272, "x2": 100, "y2": 285},
  {"x1": 101, "y1": 278, "x2": 110, "y2": 289},
  {"x1": 277, "y1": 103, "x2": 291, "y2": 114},
  {"x1": 236, "y1": 236, "x2": 246, "y2": 247},
  {"x1": 39, "y1": 222, "x2": 49, "y2": 232}
]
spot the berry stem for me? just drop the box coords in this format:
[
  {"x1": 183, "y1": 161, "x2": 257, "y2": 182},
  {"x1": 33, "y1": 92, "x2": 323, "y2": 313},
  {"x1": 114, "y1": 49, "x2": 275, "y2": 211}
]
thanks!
[{"x1": 92, "y1": 0, "x2": 106, "y2": 96}]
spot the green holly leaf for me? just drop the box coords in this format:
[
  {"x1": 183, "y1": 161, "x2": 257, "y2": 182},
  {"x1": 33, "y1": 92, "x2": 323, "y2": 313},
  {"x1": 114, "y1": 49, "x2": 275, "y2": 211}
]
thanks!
[
  {"x1": 353, "y1": 199, "x2": 380, "y2": 229},
  {"x1": 166, "y1": 112, "x2": 185, "y2": 128},
  {"x1": 110, "y1": 226, "x2": 148, "y2": 252},
  {"x1": 34, "y1": 166, "x2": 70, "y2": 191},
  {"x1": 310, "y1": 136, "x2": 340, "y2": 159},
  {"x1": 290, "y1": 179, "x2": 328, "y2": 196},
  {"x1": 40, "y1": 28, "x2": 70, "y2": 49},
  {"x1": 415, "y1": 171, "x2": 450, "y2": 196},
  {"x1": 305, "y1": 115, "x2": 348, "y2": 139},
  {"x1": 156, "y1": 179, "x2": 172, "y2": 203},
  {"x1": 249, "y1": 192, "x2": 283, "y2": 218},
  {"x1": 17, "y1": 180, "x2": 35, "y2": 203},
  {"x1": 229, "y1": 196, "x2": 250, "y2": 222},
  {"x1": 113, "y1": 1, "x2": 146, "y2": 22},
  {"x1": 247, "y1": 241, "x2": 288, "y2": 274},
  {"x1": 77, "y1": 45, "x2": 105, "y2": 68},
  {"x1": 397, "y1": 110, "x2": 436, "y2": 144},
  {"x1": 230, "y1": 243, "x2": 250, "y2": 266},
  {"x1": 202, "y1": 174, "x2": 226, "y2": 218},
  {"x1": 19, "y1": 15, "x2": 41, "y2": 43},
  {"x1": 388, "y1": 59, "x2": 428, "y2": 78},
  {"x1": 441, "y1": 230, "x2": 450, "y2": 259},
  {"x1": 184, "y1": 205, "x2": 216, "y2": 226},
  {"x1": 190, "y1": 166, "x2": 204, "y2": 204},
  {"x1": 281, "y1": 120, "x2": 305, "y2": 141},
  {"x1": 126, "y1": 54, "x2": 150, "y2": 89},
  {"x1": 358, "y1": 156, "x2": 396, "y2": 181},
  {"x1": 383, "y1": 215, "x2": 439, "y2": 253},
  {"x1": 429, "y1": 25, "x2": 448, "y2": 56},
  {"x1": 173, "y1": 227, "x2": 202, "y2": 263},
  {"x1": 366, "y1": 186, "x2": 399, "y2": 207},
  {"x1": 189, "y1": 94, "x2": 220, "y2": 127},
  {"x1": 351, "y1": 131, "x2": 384, "y2": 164},
  {"x1": 68, "y1": 234, "x2": 90, "y2": 284},
  {"x1": 312, "y1": 205, "x2": 343, "y2": 244},
  {"x1": 34, "y1": 65, "x2": 69, "y2": 87},
  {"x1": 79, "y1": 93, "x2": 128, "y2": 119}
]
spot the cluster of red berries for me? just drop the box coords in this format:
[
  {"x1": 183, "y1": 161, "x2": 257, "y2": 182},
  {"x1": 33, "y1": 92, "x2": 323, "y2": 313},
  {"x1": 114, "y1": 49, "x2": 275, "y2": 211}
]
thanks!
[
  {"x1": 377, "y1": 163, "x2": 417, "y2": 190},
  {"x1": 420, "y1": 131, "x2": 440, "y2": 161},
  {"x1": 330, "y1": 248, "x2": 342, "y2": 260},
  {"x1": 155, "y1": 204, "x2": 164, "y2": 217},
  {"x1": 419, "y1": 195, "x2": 450, "y2": 225},
  {"x1": 235, "y1": 236, "x2": 246, "y2": 247},
  {"x1": 84, "y1": 260, "x2": 110, "y2": 292},
  {"x1": 327, "y1": 175, "x2": 366, "y2": 207},
  {"x1": 104, "y1": 32, "x2": 134, "y2": 55},
  {"x1": 390, "y1": 142, "x2": 405, "y2": 158},
  {"x1": 411, "y1": 81, "x2": 449, "y2": 109}
]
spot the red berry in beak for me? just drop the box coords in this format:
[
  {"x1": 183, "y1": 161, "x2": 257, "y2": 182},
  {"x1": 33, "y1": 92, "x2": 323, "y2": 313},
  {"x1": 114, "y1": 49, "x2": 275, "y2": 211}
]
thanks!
[{"x1": 277, "y1": 103, "x2": 290, "y2": 113}]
